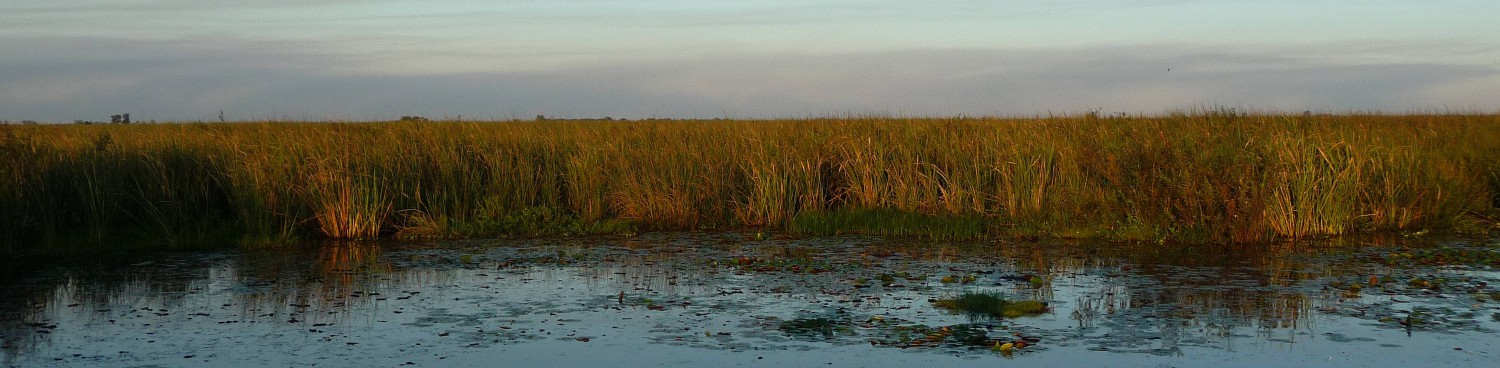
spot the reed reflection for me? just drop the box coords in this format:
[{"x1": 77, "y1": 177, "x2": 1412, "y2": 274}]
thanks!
[{"x1": 0, "y1": 233, "x2": 1477, "y2": 365}]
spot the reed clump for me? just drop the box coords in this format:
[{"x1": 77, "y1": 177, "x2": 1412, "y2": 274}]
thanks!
[{"x1": 2, "y1": 113, "x2": 1497, "y2": 255}]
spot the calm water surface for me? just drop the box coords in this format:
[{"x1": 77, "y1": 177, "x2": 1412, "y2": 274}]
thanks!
[{"x1": 2, "y1": 232, "x2": 1497, "y2": 367}]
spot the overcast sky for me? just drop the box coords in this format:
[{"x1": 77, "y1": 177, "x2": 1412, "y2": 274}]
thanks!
[{"x1": 3, "y1": 0, "x2": 1497, "y2": 121}]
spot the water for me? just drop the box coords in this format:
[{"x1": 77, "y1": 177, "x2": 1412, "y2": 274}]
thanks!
[{"x1": 3, "y1": 232, "x2": 1497, "y2": 367}]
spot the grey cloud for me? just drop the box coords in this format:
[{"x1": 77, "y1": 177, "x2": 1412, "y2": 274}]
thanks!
[{"x1": 1, "y1": 37, "x2": 1494, "y2": 122}]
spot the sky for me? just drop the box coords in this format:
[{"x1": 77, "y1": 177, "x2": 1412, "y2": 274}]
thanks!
[{"x1": 2, "y1": 0, "x2": 1498, "y2": 121}]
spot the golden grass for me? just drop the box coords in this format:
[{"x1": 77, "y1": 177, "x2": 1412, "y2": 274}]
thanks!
[{"x1": 1, "y1": 113, "x2": 1497, "y2": 253}]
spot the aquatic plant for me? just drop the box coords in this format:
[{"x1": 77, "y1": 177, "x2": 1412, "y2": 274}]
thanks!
[
  {"x1": 778, "y1": 318, "x2": 854, "y2": 338},
  {"x1": 788, "y1": 208, "x2": 988, "y2": 239},
  {"x1": 932, "y1": 292, "x2": 1049, "y2": 319},
  {"x1": 2, "y1": 112, "x2": 1499, "y2": 255}
]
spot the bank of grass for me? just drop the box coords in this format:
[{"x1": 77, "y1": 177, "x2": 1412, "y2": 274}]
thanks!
[
  {"x1": 2, "y1": 112, "x2": 1498, "y2": 255},
  {"x1": 788, "y1": 208, "x2": 988, "y2": 240}
]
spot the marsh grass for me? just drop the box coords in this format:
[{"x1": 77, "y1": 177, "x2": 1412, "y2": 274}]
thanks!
[
  {"x1": 2, "y1": 113, "x2": 1498, "y2": 255},
  {"x1": 788, "y1": 208, "x2": 988, "y2": 239}
]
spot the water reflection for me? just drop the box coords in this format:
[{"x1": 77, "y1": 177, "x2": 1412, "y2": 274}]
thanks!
[{"x1": 1, "y1": 233, "x2": 1496, "y2": 367}]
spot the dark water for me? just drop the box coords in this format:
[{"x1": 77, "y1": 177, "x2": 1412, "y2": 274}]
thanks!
[{"x1": 3, "y1": 233, "x2": 1497, "y2": 367}]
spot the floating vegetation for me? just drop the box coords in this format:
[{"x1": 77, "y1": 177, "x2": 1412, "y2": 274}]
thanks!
[
  {"x1": 932, "y1": 293, "x2": 1050, "y2": 319},
  {"x1": 3, "y1": 233, "x2": 1499, "y2": 366},
  {"x1": 714, "y1": 256, "x2": 851, "y2": 273},
  {"x1": 1312, "y1": 240, "x2": 1500, "y2": 335},
  {"x1": 777, "y1": 318, "x2": 856, "y2": 338},
  {"x1": 1361, "y1": 247, "x2": 1500, "y2": 268},
  {"x1": 869, "y1": 271, "x2": 926, "y2": 285},
  {"x1": 875, "y1": 323, "x2": 996, "y2": 348},
  {"x1": 939, "y1": 274, "x2": 977, "y2": 284},
  {"x1": 769, "y1": 315, "x2": 1042, "y2": 354}
]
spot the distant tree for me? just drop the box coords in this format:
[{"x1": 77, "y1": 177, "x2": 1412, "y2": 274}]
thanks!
[{"x1": 21, "y1": 120, "x2": 39, "y2": 125}]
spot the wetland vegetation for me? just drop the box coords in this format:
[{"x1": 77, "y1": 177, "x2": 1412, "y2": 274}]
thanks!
[
  {"x1": 1, "y1": 233, "x2": 1496, "y2": 367},
  {"x1": 2, "y1": 111, "x2": 1499, "y2": 258},
  {"x1": 932, "y1": 292, "x2": 1049, "y2": 319}
]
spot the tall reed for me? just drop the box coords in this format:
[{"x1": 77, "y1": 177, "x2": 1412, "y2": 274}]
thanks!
[{"x1": 2, "y1": 113, "x2": 1496, "y2": 255}]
